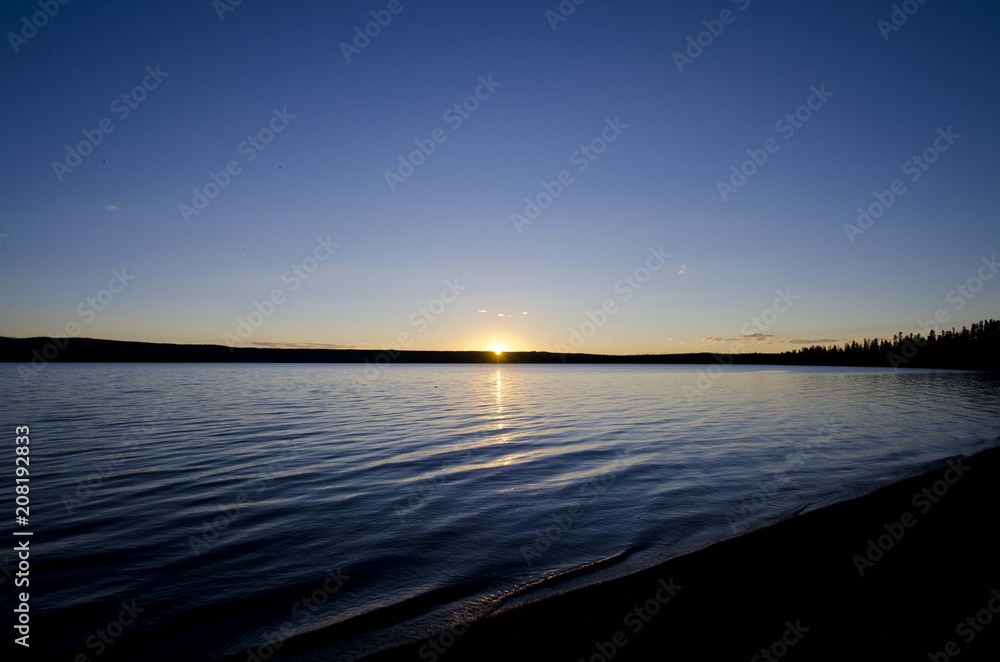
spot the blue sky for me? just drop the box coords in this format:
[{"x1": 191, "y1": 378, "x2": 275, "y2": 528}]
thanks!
[{"x1": 1, "y1": 0, "x2": 998, "y2": 353}]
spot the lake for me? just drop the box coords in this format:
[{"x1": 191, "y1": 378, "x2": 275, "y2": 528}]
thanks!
[{"x1": 3, "y1": 363, "x2": 998, "y2": 660}]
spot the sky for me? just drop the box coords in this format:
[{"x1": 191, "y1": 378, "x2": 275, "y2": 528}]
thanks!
[{"x1": 1, "y1": 0, "x2": 998, "y2": 354}]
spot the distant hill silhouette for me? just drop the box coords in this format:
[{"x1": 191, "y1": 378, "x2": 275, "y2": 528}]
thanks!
[{"x1": 1, "y1": 318, "x2": 997, "y2": 371}]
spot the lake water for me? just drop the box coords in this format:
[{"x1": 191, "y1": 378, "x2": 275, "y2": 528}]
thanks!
[{"x1": 3, "y1": 363, "x2": 999, "y2": 660}]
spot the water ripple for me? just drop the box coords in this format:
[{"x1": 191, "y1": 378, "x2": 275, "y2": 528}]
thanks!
[{"x1": 2, "y1": 363, "x2": 998, "y2": 660}]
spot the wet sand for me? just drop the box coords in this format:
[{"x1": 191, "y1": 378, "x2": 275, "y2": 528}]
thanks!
[{"x1": 357, "y1": 443, "x2": 1000, "y2": 661}]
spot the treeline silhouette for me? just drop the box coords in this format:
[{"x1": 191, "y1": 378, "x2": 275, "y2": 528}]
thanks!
[
  {"x1": 783, "y1": 319, "x2": 999, "y2": 371},
  {"x1": 1, "y1": 318, "x2": 997, "y2": 371}
]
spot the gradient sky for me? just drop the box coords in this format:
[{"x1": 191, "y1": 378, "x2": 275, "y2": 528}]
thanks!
[{"x1": 1, "y1": 0, "x2": 998, "y2": 354}]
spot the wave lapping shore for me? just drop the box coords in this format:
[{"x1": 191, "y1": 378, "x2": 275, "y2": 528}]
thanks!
[{"x1": 332, "y1": 444, "x2": 1000, "y2": 661}]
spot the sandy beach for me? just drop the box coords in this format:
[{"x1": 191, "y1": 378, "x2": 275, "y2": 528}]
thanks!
[{"x1": 352, "y1": 443, "x2": 1000, "y2": 661}]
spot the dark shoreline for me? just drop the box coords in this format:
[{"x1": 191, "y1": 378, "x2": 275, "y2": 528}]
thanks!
[
  {"x1": 313, "y1": 443, "x2": 1000, "y2": 661},
  {"x1": 2, "y1": 335, "x2": 998, "y2": 371}
]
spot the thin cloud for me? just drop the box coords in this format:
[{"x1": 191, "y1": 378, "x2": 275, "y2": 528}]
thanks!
[
  {"x1": 677, "y1": 264, "x2": 687, "y2": 276},
  {"x1": 701, "y1": 334, "x2": 839, "y2": 347},
  {"x1": 785, "y1": 337, "x2": 840, "y2": 345},
  {"x1": 700, "y1": 334, "x2": 778, "y2": 346},
  {"x1": 250, "y1": 341, "x2": 367, "y2": 350},
  {"x1": 105, "y1": 204, "x2": 119, "y2": 211}
]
